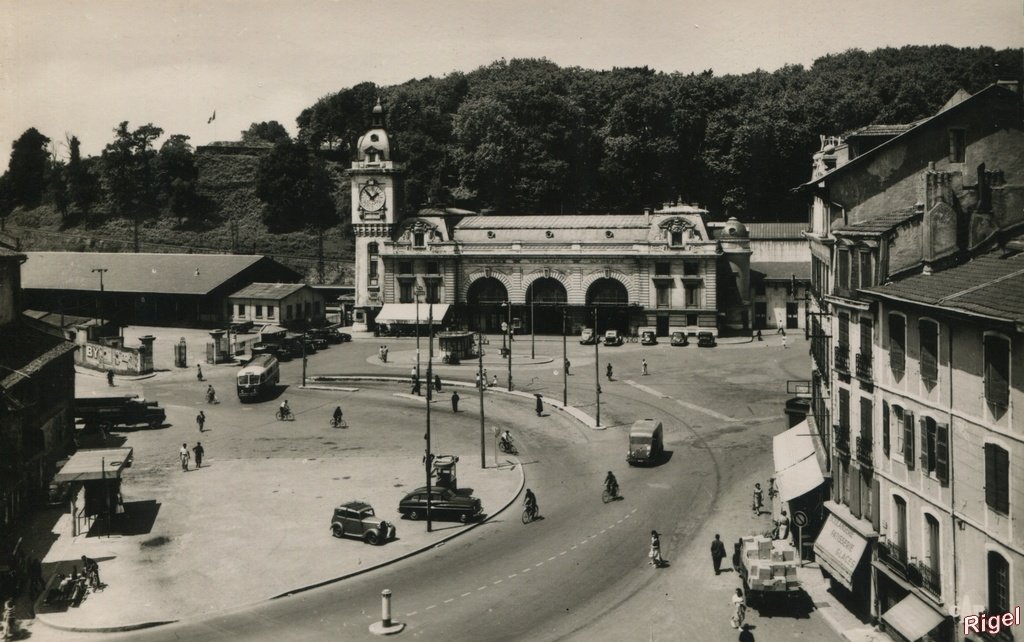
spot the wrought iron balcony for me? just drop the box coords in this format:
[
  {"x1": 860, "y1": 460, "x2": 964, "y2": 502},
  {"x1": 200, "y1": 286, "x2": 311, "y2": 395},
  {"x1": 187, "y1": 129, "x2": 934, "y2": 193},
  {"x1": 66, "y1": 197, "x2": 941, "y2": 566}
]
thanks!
[
  {"x1": 855, "y1": 352, "x2": 872, "y2": 380},
  {"x1": 834, "y1": 345, "x2": 850, "y2": 372},
  {"x1": 879, "y1": 541, "x2": 909, "y2": 574},
  {"x1": 834, "y1": 423, "x2": 850, "y2": 454},
  {"x1": 856, "y1": 435, "x2": 873, "y2": 467},
  {"x1": 916, "y1": 562, "x2": 942, "y2": 597}
]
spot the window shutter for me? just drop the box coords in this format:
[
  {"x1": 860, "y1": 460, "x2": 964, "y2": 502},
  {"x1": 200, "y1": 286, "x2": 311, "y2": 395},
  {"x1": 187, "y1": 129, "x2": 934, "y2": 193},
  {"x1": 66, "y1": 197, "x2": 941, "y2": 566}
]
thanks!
[
  {"x1": 985, "y1": 443, "x2": 997, "y2": 509},
  {"x1": 849, "y1": 464, "x2": 862, "y2": 518},
  {"x1": 882, "y1": 401, "x2": 890, "y2": 458},
  {"x1": 920, "y1": 417, "x2": 929, "y2": 469},
  {"x1": 996, "y1": 447, "x2": 1010, "y2": 513},
  {"x1": 984, "y1": 336, "x2": 1010, "y2": 410},
  {"x1": 904, "y1": 411, "x2": 915, "y2": 469},
  {"x1": 936, "y1": 423, "x2": 949, "y2": 486},
  {"x1": 871, "y1": 477, "x2": 881, "y2": 532}
]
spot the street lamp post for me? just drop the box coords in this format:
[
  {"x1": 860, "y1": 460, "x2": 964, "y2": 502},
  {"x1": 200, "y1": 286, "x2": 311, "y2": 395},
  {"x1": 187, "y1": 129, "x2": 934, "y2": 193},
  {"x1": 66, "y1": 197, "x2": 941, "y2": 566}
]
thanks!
[
  {"x1": 505, "y1": 301, "x2": 513, "y2": 391},
  {"x1": 478, "y1": 330, "x2": 486, "y2": 469},
  {"x1": 415, "y1": 286, "x2": 425, "y2": 381},
  {"x1": 562, "y1": 307, "x2": 568, "y2": 407},
  {"x1": 425, "y1": 303, "x2": 434, "y2": 532},
  {"x1": 91, "y1": 268, "x2": 108, "y2": 336},
  {"x1": 594, "y1": 307, "x2": 601, "y2": 428},
  {"x1": 530, "y1": 295, "x2": 535, "y2": 360}
]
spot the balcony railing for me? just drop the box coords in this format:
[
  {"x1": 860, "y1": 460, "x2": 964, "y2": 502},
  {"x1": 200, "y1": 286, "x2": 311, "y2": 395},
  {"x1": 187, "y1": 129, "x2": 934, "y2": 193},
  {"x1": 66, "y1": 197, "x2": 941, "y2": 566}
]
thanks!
[
  {"x1": 917, "y1": 562, "x2": 942, "y2": 597},
  {"x1": 834, "y1": 345, "x2": 850, "y2": 372},
  {"x1": 834, "y1": 423, "x2": 850, "y2": 454},
  {"x1": 855, "y1": 352, "x2": 872, "y2": 380},
  {"x1": 856, "y1": 435, "x2": 873, "y2": 467},
  {"x1": 879, "y1": 541, "x2": 908, "y2": 574}
]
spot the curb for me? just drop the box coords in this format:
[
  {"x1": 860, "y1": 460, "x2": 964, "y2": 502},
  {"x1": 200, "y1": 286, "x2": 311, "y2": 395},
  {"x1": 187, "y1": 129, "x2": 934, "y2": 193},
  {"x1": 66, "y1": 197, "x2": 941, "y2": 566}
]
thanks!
[{"x1": 74, "y1": 367, "x2": 157, "y2": 382}]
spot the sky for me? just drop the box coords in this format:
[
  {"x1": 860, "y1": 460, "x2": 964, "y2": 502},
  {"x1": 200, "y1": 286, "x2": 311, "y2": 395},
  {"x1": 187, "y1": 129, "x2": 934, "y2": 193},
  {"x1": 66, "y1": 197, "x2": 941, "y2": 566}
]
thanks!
[{"x1": 1, "y1": 0, "x2": 1022, "y2": 159}]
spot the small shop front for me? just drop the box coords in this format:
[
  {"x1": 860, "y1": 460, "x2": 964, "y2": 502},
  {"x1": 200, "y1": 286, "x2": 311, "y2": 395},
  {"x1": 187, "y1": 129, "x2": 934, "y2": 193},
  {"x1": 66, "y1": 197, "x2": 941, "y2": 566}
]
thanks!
[
  {"x1": 874, "y1": 562, "x2": 951, "y2": 642},
  {"x1": 772, "y1": 419, "x2": 829, "y2": 551},
  {"x1": 814, "y1": 502, "x2": 877, "y2": 619}
]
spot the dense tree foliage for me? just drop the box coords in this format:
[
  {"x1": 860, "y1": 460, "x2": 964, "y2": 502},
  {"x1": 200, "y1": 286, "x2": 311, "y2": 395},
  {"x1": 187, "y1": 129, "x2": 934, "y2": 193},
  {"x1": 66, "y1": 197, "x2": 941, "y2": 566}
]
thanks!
[
  {"x1": 241, "y1": 121, "x2": 291, "y2": 145},
  {"x1": 65, "y1": 135, "x2": 101, "y2": 217},
  {"x1": 298, "y1": 45, "x2": 1021, "y2": 218},
  {"x1": 255, "y1": 140, "x2": 337, "y2": 232},
  {"x1": 157, "y1": 134, "x2": 203, "y2": 224},
  {"x1": 5, "y1": 128, "x2": 51, "y2": 208},
  {"x1": 101, "y1": 122, "x2": 164, "y2": 220}
]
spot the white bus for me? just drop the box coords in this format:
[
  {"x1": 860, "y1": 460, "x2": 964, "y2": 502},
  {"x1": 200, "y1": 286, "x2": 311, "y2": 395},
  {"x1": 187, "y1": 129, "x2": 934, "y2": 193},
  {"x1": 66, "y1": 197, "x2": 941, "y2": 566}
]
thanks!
[{"x1": 236, "y1": 354, "x2": 280, "y2": 401}]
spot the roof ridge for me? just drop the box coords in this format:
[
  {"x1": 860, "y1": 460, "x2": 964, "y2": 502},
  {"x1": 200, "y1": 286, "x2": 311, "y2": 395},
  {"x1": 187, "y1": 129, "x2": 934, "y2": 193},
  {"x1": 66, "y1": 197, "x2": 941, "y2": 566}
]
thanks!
[{"x1": 937, "y1": 262, "x2": 1024, "y2": 305}]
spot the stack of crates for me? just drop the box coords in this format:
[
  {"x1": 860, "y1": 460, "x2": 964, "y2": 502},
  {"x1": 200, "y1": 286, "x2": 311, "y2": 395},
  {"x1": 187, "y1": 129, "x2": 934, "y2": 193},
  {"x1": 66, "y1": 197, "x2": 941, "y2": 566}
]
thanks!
[{"x1": 740, "y1": 535, "x2": 800, "y2": 592}]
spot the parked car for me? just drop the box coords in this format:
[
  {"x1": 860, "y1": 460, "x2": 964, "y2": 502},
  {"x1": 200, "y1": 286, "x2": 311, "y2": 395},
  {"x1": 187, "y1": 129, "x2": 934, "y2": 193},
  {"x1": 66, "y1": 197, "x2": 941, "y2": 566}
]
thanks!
[
  {"x1": 579, "y1": 328, "x2": 596, "y2": 345},
  {"x1": 229, "y1": 320, "x2": 254, "y2": 334},
  {"x1": 640, "y1": 329, "x2": 657, "y2": 345},
  {"x1": 697, "y1": 331, "x2": 717, "y2": 348},
  {"x1": 335, "y1": 330, "x2": 352, "y2": 343},
  {"x1": 330, "y1": 501, "x2": 396, "y2": 545},
  {"x1": 603, "y1": 329, "x2": 623, "y2": 346},
  {"x1": 252, "y1": 343, "x2": 292, "y2": 362},
  {"x1": 74, "y1": 396, "x2": 166, "y2": 430},
  {"x1": 670, "y1": 331, "x2": 689, "y2": 347},
  {"x1": 304, "y1": 333, "x2": 329, "y2": 351},
  {"x1": 308, "y1": 328, "x2": 340, "y2": 345},
  {"x1": 398, "y1": 486, "x2": 483, "y2": 523}
]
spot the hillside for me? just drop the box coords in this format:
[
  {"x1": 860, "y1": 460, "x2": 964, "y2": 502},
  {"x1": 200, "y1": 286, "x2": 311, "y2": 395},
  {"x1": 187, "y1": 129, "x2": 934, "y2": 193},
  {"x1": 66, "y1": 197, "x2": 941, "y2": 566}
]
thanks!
[{"x1": 2, "y1": 146, "x2": 355, "y2": 284}]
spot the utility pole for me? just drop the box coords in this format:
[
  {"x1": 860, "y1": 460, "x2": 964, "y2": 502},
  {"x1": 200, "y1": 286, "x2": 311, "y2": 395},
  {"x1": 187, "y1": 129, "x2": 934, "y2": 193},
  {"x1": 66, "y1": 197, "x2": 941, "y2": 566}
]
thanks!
[
  {"x1": 506, "y1": 301, "x2": 513, "y2": 392},
  {"x1": 425, "y1": 304, "x2": 434, "y2": 532},
  {"x1": 415, "y1": 286, "x2": 425, "y2": 382},
  {"x1": 530, "y1": 296, "x2": 535, "y2": 359},
  {"x1": 479, "y1": 330, "x2": 486, "y2": 469},
  {"x1": 594, "y1": 307, "x2": 600, "y2": 428},
  {"x1": 91, "y1": 268, "x2": 108, "y2": 336},
  {"x1": 562, "y1": 307, "x2": 568, "y2": 407}
]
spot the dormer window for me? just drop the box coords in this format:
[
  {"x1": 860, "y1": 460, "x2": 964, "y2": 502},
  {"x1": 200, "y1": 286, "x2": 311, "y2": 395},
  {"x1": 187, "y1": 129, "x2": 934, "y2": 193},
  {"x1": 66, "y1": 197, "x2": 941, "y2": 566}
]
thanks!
[
  {"x1": 670, "y1": 230, "x2": 683, "y2": 247},
  {"x1": 948, "y1": 129, "x2": 966, "y2": 163},
  {"x1": 413, "y1": 232, "x2": 425, "y2": 248}
]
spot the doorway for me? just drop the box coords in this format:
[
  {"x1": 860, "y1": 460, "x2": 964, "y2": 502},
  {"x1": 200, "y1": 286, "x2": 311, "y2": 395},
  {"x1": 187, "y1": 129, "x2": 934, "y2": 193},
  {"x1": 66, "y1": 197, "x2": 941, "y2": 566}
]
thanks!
[
  {"x1": 656, "y1": 315, "x2": 669, "y2": 336},
  {"x1": 754, "y1": 302, "x2": 767, "y2": 330},
  {"x1": 786, "y1": 302, "x2": 799, "y2": 329}
]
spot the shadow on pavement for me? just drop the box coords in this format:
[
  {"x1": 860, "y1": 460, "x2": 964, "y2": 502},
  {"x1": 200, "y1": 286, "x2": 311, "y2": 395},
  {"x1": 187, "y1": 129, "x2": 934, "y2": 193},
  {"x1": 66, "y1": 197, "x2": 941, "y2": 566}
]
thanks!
[
  {"x1": 90, "y1": 500, "x2": 161, "y2": 537},
  {"x1": 749, "y1": 589, "x2": 815, "y2": 619}
]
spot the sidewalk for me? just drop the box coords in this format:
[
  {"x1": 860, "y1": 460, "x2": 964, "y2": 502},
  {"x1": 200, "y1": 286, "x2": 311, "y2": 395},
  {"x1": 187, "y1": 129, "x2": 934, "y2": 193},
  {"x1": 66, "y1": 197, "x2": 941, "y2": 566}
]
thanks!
[{"x1": 799, "y1": 564, "x2": 892, "y2": 642}]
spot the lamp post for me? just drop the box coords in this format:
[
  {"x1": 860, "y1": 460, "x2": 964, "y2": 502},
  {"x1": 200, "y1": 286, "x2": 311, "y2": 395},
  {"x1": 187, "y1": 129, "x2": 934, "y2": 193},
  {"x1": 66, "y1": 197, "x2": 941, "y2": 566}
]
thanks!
[
  {"x1": 478, "y1": 330, "x2": 486, "y2": 469},
  {"x1": 91, "y1": 268, "x2": 108, "y2": 336},
  {"x1": 530, "y1": 294, "x2": 535, "y2": 360},
  {"x1": 425, "y1": 303, "x2": 434, "y2": 532},
  {"x1": 502, "y1": 301, "x2": 513, "y2": 391},
  {"x1": 594, "y1": 306, "x2": 601, "y2": 428},
  {"x1": 562, "y1": 306, "x2": 568, "y2": 407},
  {"x1": 415, "y1": 286, "x2": 425, "y2": 382}
]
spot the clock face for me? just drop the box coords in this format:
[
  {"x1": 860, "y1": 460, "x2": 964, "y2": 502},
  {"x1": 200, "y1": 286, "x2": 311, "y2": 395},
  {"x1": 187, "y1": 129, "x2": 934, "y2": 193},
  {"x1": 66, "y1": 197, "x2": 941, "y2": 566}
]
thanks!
[{"x1": 359, "y1": 184, "x2": 386, "y2": 212}]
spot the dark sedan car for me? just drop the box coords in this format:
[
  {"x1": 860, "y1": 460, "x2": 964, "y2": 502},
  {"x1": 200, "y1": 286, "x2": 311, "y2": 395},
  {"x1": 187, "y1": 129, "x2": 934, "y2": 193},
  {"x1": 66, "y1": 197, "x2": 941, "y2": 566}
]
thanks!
[
  {"x1": 697, "y1": 331, "x2": 717, "y2": 347},
  {"x1": 398, "y1": 486, "x2": 483, "y2": 523}
]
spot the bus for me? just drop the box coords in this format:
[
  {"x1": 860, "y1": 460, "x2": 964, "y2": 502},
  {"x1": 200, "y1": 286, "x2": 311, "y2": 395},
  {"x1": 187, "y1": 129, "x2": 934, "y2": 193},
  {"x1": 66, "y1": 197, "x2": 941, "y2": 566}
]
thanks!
[{"x1": 236, "y1": 354, "x2": 280, "y2": 401}]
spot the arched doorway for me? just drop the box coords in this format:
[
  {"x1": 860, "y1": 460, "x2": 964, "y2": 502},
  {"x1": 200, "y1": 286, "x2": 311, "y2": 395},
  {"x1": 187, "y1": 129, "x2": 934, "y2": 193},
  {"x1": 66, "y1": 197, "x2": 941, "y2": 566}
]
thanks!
[
  {"x1": 526, "y1": 278, "x2": 568, "y2": 334},
  {"x1": 466, "y1": 277, "x2": 509, "y2": 333},
  {"x1": 586, "y1": 278, "x2": 631, "y2": 334}
]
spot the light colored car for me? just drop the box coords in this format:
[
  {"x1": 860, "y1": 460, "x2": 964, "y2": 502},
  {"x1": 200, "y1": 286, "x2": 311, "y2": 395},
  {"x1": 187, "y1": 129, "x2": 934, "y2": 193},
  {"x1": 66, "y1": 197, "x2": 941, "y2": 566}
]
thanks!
[
  {"x1": 330, "y1": 501, "x2": 396, "y2": 545},
  {"x1": 580, "y1": 328, "x2": 596, "y2": 345}
]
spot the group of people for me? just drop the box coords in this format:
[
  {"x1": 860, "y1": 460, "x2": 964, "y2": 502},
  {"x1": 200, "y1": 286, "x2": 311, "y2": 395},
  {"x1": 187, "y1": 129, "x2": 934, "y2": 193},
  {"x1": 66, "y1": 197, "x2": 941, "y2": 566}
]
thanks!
[
  {"x1": 179, "y1": 442, "x2": 205, "y2": 471},
  {"x1": 474, "y1": 369, "x2": 499, "y2": 389}
]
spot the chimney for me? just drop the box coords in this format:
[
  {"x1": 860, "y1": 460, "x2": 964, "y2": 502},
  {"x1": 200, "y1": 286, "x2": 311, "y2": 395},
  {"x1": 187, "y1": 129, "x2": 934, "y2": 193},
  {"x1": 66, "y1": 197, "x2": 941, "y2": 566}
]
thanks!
[{"x1": 644, "y1": 207, "x2": 652, "y2": 224}]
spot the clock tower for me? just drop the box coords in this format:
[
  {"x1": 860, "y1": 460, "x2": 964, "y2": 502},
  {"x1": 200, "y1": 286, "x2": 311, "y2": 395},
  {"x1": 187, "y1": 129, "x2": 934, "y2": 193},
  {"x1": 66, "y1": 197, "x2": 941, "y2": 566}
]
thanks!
[{"x1": 347, "y1": 100, "x2": 403, "y2": 330}]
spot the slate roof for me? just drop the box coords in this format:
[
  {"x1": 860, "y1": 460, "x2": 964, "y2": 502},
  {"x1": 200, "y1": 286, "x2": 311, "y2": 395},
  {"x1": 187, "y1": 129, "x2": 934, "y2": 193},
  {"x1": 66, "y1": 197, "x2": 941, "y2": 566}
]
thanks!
[
  {"x1": 21, "y1": 252, "x2": 277, "y2": 295},
  {"x1": 746, "y1": 223, "x2": 809, "y2": 239},
  {"x1": 229, "y1": 282, "x2": 308, "y2": 300},
  {"x1": 0, "y1": 323, "x2": 77, "y2": 389},
  {"x1": 834, "y1": 208, "x2": 919, "y2": 235},
  {"x1": 456, "y1": 215, "x2": 651, "y2": 230},
  {"x1": 845, "y1": 123, "x2": 916, "y2": 137},
  {"x1": 862, "y1": 249, "x2": 1024, "y2": 322},
  {"x1": 750, "y1": 261, "x2": 811, "y2": 282}
]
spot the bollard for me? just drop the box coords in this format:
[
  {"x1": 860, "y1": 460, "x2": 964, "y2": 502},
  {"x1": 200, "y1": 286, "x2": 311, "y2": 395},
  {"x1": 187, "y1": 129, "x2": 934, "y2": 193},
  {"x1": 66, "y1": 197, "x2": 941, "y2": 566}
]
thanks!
[
  {"x1": 369, "y1": 588, "x2": 405, "y2": 635},
  {"x1": 381, "y1": 589, "x2": 392, "y2": 627}
]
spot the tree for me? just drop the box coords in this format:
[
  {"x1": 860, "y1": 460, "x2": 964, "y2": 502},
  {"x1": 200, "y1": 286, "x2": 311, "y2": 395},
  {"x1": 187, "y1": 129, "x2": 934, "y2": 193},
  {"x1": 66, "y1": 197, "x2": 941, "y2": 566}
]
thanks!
[
  {"x1": 48, "y1": 160, "x2": 69, "y2": 222},
  {"x1": 65, "y1": 135, "x2": 100, "y2": 217},
  {"x1": 157, "y1": 134, "x2": 202, "y2": 224},
  {"x1": 6, "y1": 128, "x2": 51, "y2": 207},
  {"x1": 255, "y1": 140, "x2": 336, "y2": 232},
  {"x1": 101, "y1": 122, "x2": 164, "y2": 250},
  {"x1": 241, "y1": 121, "x2": 291, "y2": 145}
]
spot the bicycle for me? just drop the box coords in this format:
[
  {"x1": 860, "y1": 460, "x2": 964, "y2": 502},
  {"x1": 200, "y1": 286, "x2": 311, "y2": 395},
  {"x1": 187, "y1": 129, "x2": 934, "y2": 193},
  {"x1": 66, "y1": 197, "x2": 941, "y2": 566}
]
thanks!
[
  {"x1": 602, "y1": 483, "x2": 620, "y2": 503},
  {"x1": 330, "y1": 416, "x2": 347, "y2": 428},
  {"x1": 521, "y1": 505, "x2": 539, "y2": 524},
  {"x1": 275, "y1": 408, "x2": 294, "y2": 421}
]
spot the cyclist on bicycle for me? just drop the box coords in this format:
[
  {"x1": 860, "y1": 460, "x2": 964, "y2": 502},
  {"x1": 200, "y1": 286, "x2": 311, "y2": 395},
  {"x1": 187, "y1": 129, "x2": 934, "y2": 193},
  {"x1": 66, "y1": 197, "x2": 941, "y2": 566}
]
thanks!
[
  {"x1": 499, "y1": 430, "x2": 513, "y2": 452},
  {"x1": 279, "y1": 399, "x2": 291, "y2": 419},
  {"x1": 332, "y1": 406, "x2": 343, "y2": 425},
  {"x1": 206, "y1": 385, "x2": 216, "y2": 403},
  {"x1": 605, "y1": 471, "x2": 619, "y2": 497},
  {"x1": 524, "y1": 488, "x2": 538, "y2": 517}
]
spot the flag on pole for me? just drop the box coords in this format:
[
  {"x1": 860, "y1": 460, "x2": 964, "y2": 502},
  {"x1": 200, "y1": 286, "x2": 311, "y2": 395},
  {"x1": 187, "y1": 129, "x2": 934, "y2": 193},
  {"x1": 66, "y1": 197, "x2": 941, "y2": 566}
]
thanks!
[{"x1": 207, "y1": 110, "x2": 216, "y2": 124}]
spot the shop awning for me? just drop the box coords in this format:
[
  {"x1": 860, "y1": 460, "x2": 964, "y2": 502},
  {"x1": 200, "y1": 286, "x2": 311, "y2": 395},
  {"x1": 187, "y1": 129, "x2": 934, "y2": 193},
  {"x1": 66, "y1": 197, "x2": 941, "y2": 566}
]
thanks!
[
  {"x1": 376, "y1": 303, "x2": 450, "y2": 325},
  {"x1": 773, "y1": 420, "x2": 826, "y2": 502},
  {"x1": 54, "y1": 448, "x2": 133, "y2": 483},
  {"x1": 882, "y1": 593, "x2": 945, "y2": 641},
  {"x1": 813, "y1": 514, "x2": 870, "y2": 591}
]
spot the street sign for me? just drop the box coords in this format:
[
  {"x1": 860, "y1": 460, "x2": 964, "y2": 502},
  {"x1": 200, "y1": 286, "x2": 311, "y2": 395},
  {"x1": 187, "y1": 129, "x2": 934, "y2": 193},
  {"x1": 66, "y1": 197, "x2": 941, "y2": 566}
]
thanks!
[{"x1": 793, "y1": 511, "x2": 808, "y2": 527}]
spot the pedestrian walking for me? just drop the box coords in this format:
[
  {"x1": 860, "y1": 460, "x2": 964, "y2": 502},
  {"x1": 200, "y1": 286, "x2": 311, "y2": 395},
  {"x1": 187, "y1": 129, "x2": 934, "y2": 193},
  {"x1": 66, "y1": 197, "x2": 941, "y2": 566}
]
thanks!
[
  {"x1": 730, "y1": 588, "x2": 747, "y2": 629},
  {"x1": 606, "y1": 362, "x2": 613, "y2": 381},
  {"x1": 777, "y1": 318, "x2": 784, "y2": 334},
  {"x1": 411, "y1": 366, "x2": 417, "y2": 378},
  {"x1": 535, "y1": 394, "x2": 544, "y2": 417},
  {"x1": 411, "y1": 375, "x2": 422, "y2": 396},
  {"x1": 196, "y1": 410, "x2": 206, "y2": 432},
  {"x1": 193, "y1": 442, "x2": 205, "y2": 468},
  {"x1": 649, "y1": 530, "x2": 663, "y2": 567},
  {"x1": 80, "y1": 555, "x2": 100, "y2": 589},
  {"x1": 475, "y1": 372, "x2": 481, "y2": 389},
  {"x1": 491, "y1": 374, "x2": 498, "y2": 388},
  {"x1": 482, "y1": 368, "x2": 489, "y2": 386},
  {"x1": 383, "y1": 346, "x2": 389, "y2": 362},
  {"x1": 451, "y1": 391, "x2": 460, "y2": 413},
  {"x1": 179, "y1": 443, "x2": 190, "y2": 471},
  {"x1": 711, "y1": 534, "x2": 727, "y2": 575},
  {"x1": 378, "y1": 346, "x2": 383, "y2": 362},
  {"x1": 196, "y1": 364, "x2": 204, "y2": 381},
  {"x1": 642, "y1": 358, "x2": 648, "y2": 376},
  {"x1": 434, "y1": 374, "x2": 442, "y2": 393},
  {"x1": 781, "y1": 330, "x2": 788, "y2": 349},
  {"x1": 752, "y1": 483, "x2": 763, "y2": 517},
  {"x1": 106, "y1": 369, "x2": 114, "y2": 386},
  {"x1": 564, "y1": 358, "x2": 571, "y2": 375}
]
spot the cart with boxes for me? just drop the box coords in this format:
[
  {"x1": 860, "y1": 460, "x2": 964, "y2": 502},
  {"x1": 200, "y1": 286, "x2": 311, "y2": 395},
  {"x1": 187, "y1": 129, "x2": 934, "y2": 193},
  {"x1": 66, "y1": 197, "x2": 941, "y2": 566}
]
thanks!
[{"x1": 732, "y1": 534, "x2": 803, "y2": 607}]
